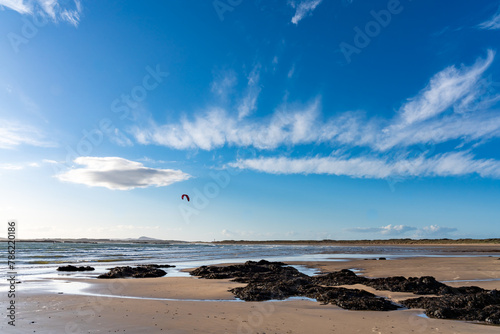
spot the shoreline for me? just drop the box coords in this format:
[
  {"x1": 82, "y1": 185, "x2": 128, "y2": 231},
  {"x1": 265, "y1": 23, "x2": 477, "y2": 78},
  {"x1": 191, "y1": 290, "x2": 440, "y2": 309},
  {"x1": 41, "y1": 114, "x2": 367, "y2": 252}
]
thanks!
[
  {"x1": 4, "y1": 255, "x2": 500, "y2": 333},
  {"x1": 3, "y1": 238, "x2": 500, "y2": 245}
]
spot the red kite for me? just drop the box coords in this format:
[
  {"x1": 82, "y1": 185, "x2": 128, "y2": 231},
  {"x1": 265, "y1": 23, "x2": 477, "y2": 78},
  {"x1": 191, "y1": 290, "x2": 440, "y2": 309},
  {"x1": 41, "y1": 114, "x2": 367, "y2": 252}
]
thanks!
[{"x1": 181, "y1": 194, "x2": 190, "y2": 201}]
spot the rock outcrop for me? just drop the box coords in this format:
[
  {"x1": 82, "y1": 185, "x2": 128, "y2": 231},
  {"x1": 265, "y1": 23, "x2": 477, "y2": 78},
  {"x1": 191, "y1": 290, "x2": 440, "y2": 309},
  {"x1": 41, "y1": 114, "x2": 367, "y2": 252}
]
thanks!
[
  {"x1": 190, "y1": 260, "x2": 497, "y2": 324},
  {"x1": 191, "y1": 260, "x2": 398, "y2": 311},
  {"x1": 57, "y1": 265, "x2": 95, "y2": 272},
  {"x1": 402, "y1": 290, "x2": 500, "y2": 324},
  {"x1": 97, "y1": 265, "x2": 168, "y2": 278}
]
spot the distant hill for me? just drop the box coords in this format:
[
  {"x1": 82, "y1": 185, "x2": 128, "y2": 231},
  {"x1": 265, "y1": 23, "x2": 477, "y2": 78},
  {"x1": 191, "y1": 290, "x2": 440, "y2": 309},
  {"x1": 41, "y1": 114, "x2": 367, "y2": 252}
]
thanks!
[{"x1": 128, "y1": 236, "x2": 161, "y2": 241}]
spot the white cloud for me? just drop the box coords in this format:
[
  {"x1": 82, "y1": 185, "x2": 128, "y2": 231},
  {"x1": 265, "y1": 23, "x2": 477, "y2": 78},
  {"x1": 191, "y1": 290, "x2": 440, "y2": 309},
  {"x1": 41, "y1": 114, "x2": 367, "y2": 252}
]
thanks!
[
  {"x1": 347, "y1": 224, "x2": 417, "y2": 235},
  {"x1": 0, "y1": 163, "x2": 24, "y2": 170},
  {"x1": 133, "y1": 51, "x2": 499, "y2": 153},
  {"x1": 108, "y1": 128, "x2": 133, "y2": 147},
  {"x1": 131, "y1": 50, "x2": 500, "y2": 180},
  {"x1": 221, "y1": 229, "x2": 279, "y2": 239},
  {"x1": 420, "y1": 225, "x2": 458, "y2": 235},
  {"x1": 289, "y1": 0, "x2": 323, "y2": 25},
  {"x1": 0, "y1": 161, "x2": 40, "y2": 170},
  {"x1": 391, "y1": 50, "x2": 495, "y2": 128},
  {"x1": 287, "y1": 64, "x2": 295, "y2": 79},
  {"x1": 478, "y1": 8, "x2": 500, "y2": 30},
  {"x1": 131, "y1": 98, "x2": 321, "y2": 150},
  {"x1": 211, "y1": 70, "x2": 237, "y2": 99},
  {"x1": 237, "y1": 65, "x2": 261, "y2": 119},
  {"x1": 347, "y1": 224, "x2": 457, "y2": 237},
  {"x1": 209, "y1": 66, "x2": 261, "y2": 120},
  {"x1": 0, "y1": 0, "x2": 83, "y2": 26},
  {"x1": 229, "y1": 152, "x2": 500, "y2": 179},
  {"x1": 0, "y1": 120, "x2": 55, "y2": 149},
  {"x1": 0, "y1": 0, "x2": 30, "y2": 14},
  {"x1": 56, "y1": 157, "x2": 191, "y2": 190}
]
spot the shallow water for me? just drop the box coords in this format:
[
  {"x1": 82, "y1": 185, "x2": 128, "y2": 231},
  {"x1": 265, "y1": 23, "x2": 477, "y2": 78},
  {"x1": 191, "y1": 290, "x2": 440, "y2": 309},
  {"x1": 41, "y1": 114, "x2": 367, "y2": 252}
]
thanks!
[{"x1": 1, "y1": 242, "x2": 498, "y2": 296}]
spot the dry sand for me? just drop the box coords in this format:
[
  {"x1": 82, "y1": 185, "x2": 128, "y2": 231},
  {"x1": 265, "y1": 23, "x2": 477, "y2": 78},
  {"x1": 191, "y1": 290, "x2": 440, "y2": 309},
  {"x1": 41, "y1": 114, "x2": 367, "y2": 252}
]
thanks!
[{"x1": 3, "y1": 256, "x2": 500, "y2": 333}]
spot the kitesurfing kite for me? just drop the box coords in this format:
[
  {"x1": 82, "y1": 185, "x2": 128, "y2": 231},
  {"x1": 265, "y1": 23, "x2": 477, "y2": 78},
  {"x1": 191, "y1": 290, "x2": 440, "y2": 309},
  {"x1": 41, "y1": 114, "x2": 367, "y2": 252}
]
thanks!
[{"x1": 181, "y1": 194, "x2": 190, "y2": 202}]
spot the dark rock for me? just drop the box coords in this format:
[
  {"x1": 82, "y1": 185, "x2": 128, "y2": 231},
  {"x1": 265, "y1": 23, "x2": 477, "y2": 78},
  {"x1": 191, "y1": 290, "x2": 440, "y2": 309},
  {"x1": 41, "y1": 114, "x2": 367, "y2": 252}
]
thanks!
[
  {"x1": 139, "y1": 264, "x2": 176, "y2": 268},
  {"x1": 98, "y1": 265, "x2": 167, "y2": 279},
  {"x1": 230, "y1": 277, "x2": 314, "y2": 301},
  {"x1": 378, "y1": 257, "x2": 386, "y2": 260},
  {"x1": 305, "y1": 286, "x2": 399, "y2": 311},
  {"x1": 366, "y1": 276, "x2": 449, "y2": 295},
  {"x1": 314, "y1": 269, "x2": 483, "y2": 297},
  {"x1": 57, "y1": 265, "x2": 95, "y2": 272},
  {"x1": 191, "y1": 261, "x2": 498, "y2": 323},
  {"x1": 190, "y1": 260, "x2": 302, "y2": 283},
  {"x1": 402, "y1": 290, "x2": 500, "y2": 324},
  {"x1": 193, "y1": 260, "x2": 398, "y2": 312},
  {"x1": 312, "y1": 269, "x2": 366, "y2": 286}
]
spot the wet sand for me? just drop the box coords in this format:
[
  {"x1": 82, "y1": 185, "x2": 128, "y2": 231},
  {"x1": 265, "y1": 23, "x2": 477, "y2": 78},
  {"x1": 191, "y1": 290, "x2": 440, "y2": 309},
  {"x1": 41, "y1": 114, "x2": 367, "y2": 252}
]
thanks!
[{"x1": 4, "y1": 256, "x2": 500, "y2": 333}]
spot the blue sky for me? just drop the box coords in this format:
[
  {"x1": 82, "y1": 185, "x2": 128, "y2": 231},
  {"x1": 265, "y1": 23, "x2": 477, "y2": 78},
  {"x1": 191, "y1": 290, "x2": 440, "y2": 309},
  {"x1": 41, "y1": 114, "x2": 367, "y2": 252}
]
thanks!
[{"x1": 0, "y1": 0, "x2": 499, "y2": 241}]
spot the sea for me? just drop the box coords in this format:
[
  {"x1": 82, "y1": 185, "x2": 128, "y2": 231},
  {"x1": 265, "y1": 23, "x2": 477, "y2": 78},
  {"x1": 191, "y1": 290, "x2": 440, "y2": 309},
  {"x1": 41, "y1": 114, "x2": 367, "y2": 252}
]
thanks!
[
  {"x1": 1, "y1": 242, "x2": 499, "y2": 298},
  {"x1": 2, "y1": 241, "x2": 497, "y2": 279}
]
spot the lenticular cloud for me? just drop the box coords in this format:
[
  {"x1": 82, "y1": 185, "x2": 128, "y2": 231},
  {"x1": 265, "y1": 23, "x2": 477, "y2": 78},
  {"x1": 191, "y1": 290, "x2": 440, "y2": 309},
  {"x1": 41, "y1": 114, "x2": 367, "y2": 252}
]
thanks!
[{"x1": 57, "y1": 157, "x2": 191, "y2": 190}]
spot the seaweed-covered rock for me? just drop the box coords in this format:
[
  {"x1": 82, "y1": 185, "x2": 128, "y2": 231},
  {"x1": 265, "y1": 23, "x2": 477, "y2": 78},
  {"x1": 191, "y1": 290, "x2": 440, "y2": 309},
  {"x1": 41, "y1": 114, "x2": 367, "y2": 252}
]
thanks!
[
  {"x1": 191, "y1": 260, "x2": 498, "y2": 323},
  {"x1": 305, "y1": 286, "x2": 399, "y2": 311},
  {"x1": 57, "y1": 265, "x2": 95, "y2": 272},
  {"x1": 402, "y1": 290, "x2": 500, "y2": 324},
  {"x1": 193, "y1": 260, "x2": 399, "y2": 312},
  {"x1": 314, "y1": 269, "x2": 484, "y2": 297},
  {"x1": 97, "y1": 265, "x2": 167, "y2": 279},
  {"x1": 190, "y1": 260, "x2": 305, "y2": 283},
  {"x1": 312, "y1": 269, "x2": 366, "y2": 286},
  {"x1": 139, "y1": 264, "x2": 176, "y2": 268},
  {"x1": 366, "y1": 276, "x2": 448, "y2": 295},
  {"x1": 230, "y1": 277, "x2": 314, "y2": 301}
]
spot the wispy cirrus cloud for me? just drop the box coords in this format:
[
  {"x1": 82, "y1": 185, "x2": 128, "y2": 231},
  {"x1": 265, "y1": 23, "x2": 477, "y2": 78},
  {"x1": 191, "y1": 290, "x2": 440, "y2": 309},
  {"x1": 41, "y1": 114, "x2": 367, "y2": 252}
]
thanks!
[
  {"x1": 0, "y1": 0, "x2": 30, "y2": 14},
  {"x1": 133, "y1": 51, "x2": 499, "y2": 152},
  {"x1": 0, "y1": 0, "x2": 83, "y2": 26},
  {"x1": 56, "y1": 157, "x2": 191, "y2": 190},
  {"x1": 0, "y1": 162, "x2": 39, "y2": 170},
  {"x1": 211, "y1": 69, "x2": 237, "y2": 100},
  {"x1": 392, "y1": 50, "x2": 495, "y2": 127},
  {"x1": 478, "y1": 7, "x2": 500, "y2": 30},
  {"x1": 131, "y1": 50, "x2": 500, "y2": 180},
  {"x1": 229, "y1": 152, "x2": 500, "y2": 179},
  {"x1": 0, "y1": 119, "x2": 56, "y2": 149},
  {"x1": 131, "y1": 98, "x2": 321, "y2": 150},
  {"x1": 237, "y1": 65, "x2": 261, "y2": 119},
  {"x1": 210, "y1": 65, "x2": 262, "y2": 120},
  {"x1": 289, "y1": 0, "x2": 323, "y2": 25}
]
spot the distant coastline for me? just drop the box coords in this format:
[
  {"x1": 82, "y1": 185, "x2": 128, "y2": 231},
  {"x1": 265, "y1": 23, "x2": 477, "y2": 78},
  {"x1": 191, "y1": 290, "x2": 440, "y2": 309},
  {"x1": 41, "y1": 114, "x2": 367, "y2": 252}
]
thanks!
[
  {"x1": 1, "y1": 237, "x2": 499, "y2": 245},
  {"x1": 214, "y1": 238, "x2": 500, "y2": 245}
]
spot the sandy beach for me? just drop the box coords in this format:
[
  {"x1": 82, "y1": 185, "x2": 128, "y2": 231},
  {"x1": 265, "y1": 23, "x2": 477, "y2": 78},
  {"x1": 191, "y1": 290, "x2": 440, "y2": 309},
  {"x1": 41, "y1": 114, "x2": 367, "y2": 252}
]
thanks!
[{"x1": 3, "y1": 254, "x2": 500, "y2": 334}]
